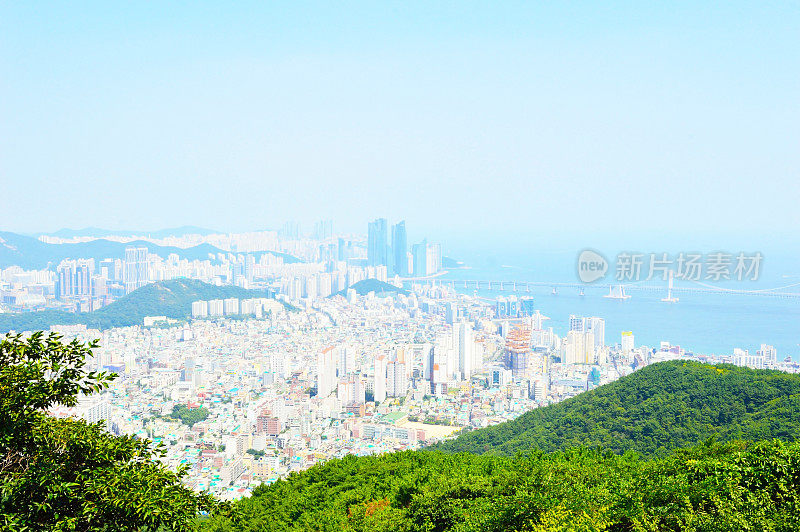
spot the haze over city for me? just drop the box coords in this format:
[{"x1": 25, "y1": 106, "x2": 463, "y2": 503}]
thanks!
[
  {"x1": 2, "y1": 2, "x2": 799, "y2": 242},
  {"x1": 3, "y1": 3, "x2": 800, "y2": 530}
]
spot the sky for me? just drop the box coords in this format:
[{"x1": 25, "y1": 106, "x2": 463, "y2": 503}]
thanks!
[{"x1": 1, "y1": 2, "x2": 798, "y2": 245}]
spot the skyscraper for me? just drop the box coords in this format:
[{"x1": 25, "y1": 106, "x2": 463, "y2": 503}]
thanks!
[
  {"x1": 317, "y1": 346, "x2": 338, "y2": 398},
  {"x1": 373, "y1": 354, "x2": 387, "y2": 403},
  {"x1": 391, "y1": 221, "x2": 408, "y2": 277},
  {"x1": 56, "y1": 259, "x2": 94, "y2": 299},
  {"x1": 621, "y1": 331, "x2": 634, "y2": 354},
  {"x1": 586, "y1": 317, "x2": 605, "y2": 349},
  {"x1": 313, "y1": 220, "x2": 333, "y2": 240},
  {"x1": 426, "y1": 242, "x2": 441, "y2": 274},
  {"x1": 367, "y1": 218, "x2": 389, "y2": 267},
  {"x1": 412, "y1": 239, "x2": 428, "y2": 276},
  {"x1": 124, "y1": 247, "x2": 149, "y2": 294},
  {"x1": 454, "y1": 320, "x2": 474, "y2": 380},
  {"x1": 568, "y1": 315, "x2": 605, "y2": 352}
]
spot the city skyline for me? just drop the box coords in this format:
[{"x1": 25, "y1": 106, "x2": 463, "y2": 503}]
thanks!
[{"x1": 4, "y1": 3, "x2": 800, "y2": 527}]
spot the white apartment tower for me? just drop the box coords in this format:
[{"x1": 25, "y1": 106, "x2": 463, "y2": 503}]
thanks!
[
  {"x1": 373, "y1": 354, "x2": 388, "y2": 403},
  {"x1": 316, "y1": 346, "x2": 338, "y2": 398},
  {"x1": 454, "y1": 320, "x2": 474, "y2": 380},
  {"x1": 124, "y1": 247, "x2": 149, "y2": 294}
]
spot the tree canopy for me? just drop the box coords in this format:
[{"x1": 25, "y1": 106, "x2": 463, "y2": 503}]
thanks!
[
  {"x1": 0, "y1": 332, "x2": 227, "y2": 531},
  {"x1": 434, "y1": 361, "x2": 800, "y2": 456},
  {"x1": 201, "y1": 440, "x2": 800, "y2": 531}
]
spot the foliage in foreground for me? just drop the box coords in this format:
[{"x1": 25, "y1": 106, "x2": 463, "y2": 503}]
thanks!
[
  {"x1": 0, "y1": 332, "x2": 226, "y2": 531},
  {"x1": 202, "y1": 439, "x2": 800, "y2": 531},
  {"x1": 434, "y1": 360, "x2": 800, "y2": 457}
]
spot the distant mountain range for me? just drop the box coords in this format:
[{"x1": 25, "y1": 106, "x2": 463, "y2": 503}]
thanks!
[
  {"x1": 36, "y1": 226, "x2": 221, "y2": 239},
  {"x1": 0, "y1": 231, "x2": 300, "y2": 270},
  {"x1": 0, "y1": 279, "x2": 291, "y2": 333}
]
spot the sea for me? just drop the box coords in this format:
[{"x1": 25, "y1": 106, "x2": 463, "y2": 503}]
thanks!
[{"x1": 433, "y1": 241, "x2": 800, "y2": 361}]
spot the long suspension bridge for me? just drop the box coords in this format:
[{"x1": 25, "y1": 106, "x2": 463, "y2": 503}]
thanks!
[{"x1": 403, "y1": 278, "x2": 800, "y2": 299}]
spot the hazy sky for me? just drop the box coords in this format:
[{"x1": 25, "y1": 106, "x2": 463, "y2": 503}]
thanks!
[{"x1": 1, "y1": 2, "x2": 798, "y2": 241}]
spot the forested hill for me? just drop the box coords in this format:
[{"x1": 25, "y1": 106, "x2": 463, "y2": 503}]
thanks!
[
  {"x1": 433, "y1": 361, "x2": 800, "y2": 457},
  {"x1": 202, "y1": 440, "x2": 800, "y2": 531},
  {"x1": 0, "y1": 279, "x2": 289, "y2": 333},
  {"x1": 202, "y1": 362, "x2": 800, "y2": 530},
  {"x1": 332, "y1": 279, "x2": 409, "y2": 297}
]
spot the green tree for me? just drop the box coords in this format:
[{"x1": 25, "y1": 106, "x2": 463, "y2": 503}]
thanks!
[
  {"x1": 0, "y1": 332, "x2": 227, "y2": 531},
  {"x1": 171, "y1": 404, "x2": 210, "y2": 426}
]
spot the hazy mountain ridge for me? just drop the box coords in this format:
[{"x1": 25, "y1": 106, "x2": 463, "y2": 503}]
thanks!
[
  {"x1": 37, "y1": 225, "x2": 221, "y2": 239},
  {"x1": 0, "y1": 231, "x2": 301, "y2": 269}
]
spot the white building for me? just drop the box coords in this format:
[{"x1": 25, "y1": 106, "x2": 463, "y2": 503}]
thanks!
[
  {"x1": 223, "y1": 298, "x2": 239, "y2": 315},
  {"x1": 316, "y1": 346, "x2": 338, "y2": 399},
  {"x1": 454, "y1": 320, "x2": 474, "y2": 380},
  {"x1": 191, "y1": 300, "x2": 208, "y2": 318},
  {"x1": 621, "y1": 331, "x2": 634, "y2": 354},
  {"x1": 373, "y1": 354, "x2": 387, "y2": 403}
]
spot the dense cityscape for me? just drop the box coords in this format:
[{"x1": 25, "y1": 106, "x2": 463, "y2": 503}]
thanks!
[
  {"x1": 2, "y1": 221, "x2": 794, "y2": 500},
  {"x1": 4, "y1": 3, "x2": 800, "y2": 528}
]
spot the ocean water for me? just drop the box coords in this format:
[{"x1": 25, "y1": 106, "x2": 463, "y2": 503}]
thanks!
[{"x1": 436, "y1": 247, "x2": 800, "y2": 360}]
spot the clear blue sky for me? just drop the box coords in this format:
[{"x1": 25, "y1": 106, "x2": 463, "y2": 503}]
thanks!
[{"x1": 1, "y1": 2, "x2": 798, "y2": 242}]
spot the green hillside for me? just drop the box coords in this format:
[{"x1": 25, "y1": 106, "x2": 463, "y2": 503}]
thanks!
[
  {"x1": 433, "y1": 361, "x2": 800, "y2": 457},
  {"x1": 0, "y1": 279, "x2": 288, "y2": 332},
  {"x1": 203, "y1": 440, "x2": 800, "y2": 531},
  {"x1": 332, "y1": 279, "x2": 409, "y2": 297},
  {"x1": 201, "y1": 361, "x2": 800, "y2": 531}
]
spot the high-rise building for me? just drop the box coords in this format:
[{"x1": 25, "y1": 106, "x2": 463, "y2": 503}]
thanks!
[
  {"x1": 564, "y1": 330, "x2": 596, "y2": 364},
  {"x1": 569, "y1": 315, "x2": 605, "y2": 350},
  {"x1": 367, "y1": 218, "x2": 389, "y2": 267},
  {"x1": 444, "y1": 302, "x2": 457, "y2": 324},
  {"x1": 496, "y1": 296, "x2": 509, "y2": 318},
  {"x1": 279, "y1": 221, "x2": 301, "y2": 240},
  {"x1": 621, "y1": 331, "x2": 634, "y2": 354},
  {"x1": 569, "y1": 315, "x2": 586, "y2": 332},
  {"x1": 56, "y1": 259, "x2": 94, "y2": 299},
  {"x1": 317, "y1": 346, "x2": 338, "y2": 398},
  {"x1": 426, "y1": 242, "x2": 441, "y2": 275},
  {"x1": 504, "y1": 325, "x2": 532, "y2": 379},
  {"x1": 520, "y1": 297, "x2": 536, "y2": 317},
  {"x1": 386, "y1": 361, "x2": 408, "y2": 397},
  {"x1": 208, "y1": 299, "x2": 224, "y2": 317},
  {"x1": 507, "y1": 295, "x2": 519, "y2": 318},
  {"x1": 223, "y1": 298, "x2": 239, "y2": 315},
  {"x1": 191, "y1": 300, "x2": 209, "y2": 318},
  {"x1": 586, "y1": 317, "x2": 605, "y2": 349},
  {"x1": 124, "y1": 247, "x2": 149, "y2": 294},
  {"x1": 337, "y1": 375, "x2": 366, "y2": 405},
  {"x1": 373, "y1": 354, "x2": 387, "y2": 403},
  {"x1": 391, "y1": 221, "x2": 408, "y2": 276},
  {"x1": 412, "y1": 239, "x2": 428, "y2": 276},
  {"x1": 56, "y1": 262, "x2": 73, "y2": 299},
  {"x1": 454, "y1": 320, "x2": 474, "y2": 380},
  {"x1": 313, "y1": 220, "x2": 334, "y2": 240},
  {"x1": 759, "y1": 344, "x2": 778, "y2": 367}
]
